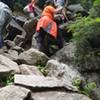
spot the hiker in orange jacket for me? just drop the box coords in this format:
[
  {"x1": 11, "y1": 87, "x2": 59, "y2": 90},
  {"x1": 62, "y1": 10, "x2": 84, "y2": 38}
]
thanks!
[{"x1": 33, "y1": 1, "x2": 63, "y2": 56}]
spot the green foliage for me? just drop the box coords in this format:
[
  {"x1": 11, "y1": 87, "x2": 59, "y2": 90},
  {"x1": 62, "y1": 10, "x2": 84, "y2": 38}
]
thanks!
[
  {"x1": 72, "y1": 77, "x2": 97, "y2": 97},
  {"x1": 89, "y1": 0, "x2": 100, "y2": 18},
  {"x1": 0, "y1": 74, "x2": 14, "y2": 86},
  {"x1": 72, "y1": 77, "x2": 82, "y2": 89},
  {"x1": 81, "y1": 0, "x2": 95, "y2": 10},
  {"x1": 68, "y1": 17, "x2": 100, "y2": 69},
  {"x1": 37, "y1": 64, "x2": 48, "y2": 76},
  {"x1": 83, "y1": 82, "x2": 97, "y2": 96}
]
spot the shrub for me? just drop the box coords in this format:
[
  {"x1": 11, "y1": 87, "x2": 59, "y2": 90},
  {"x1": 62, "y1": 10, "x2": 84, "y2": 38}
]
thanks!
[
  {"x1": 68, "y1": 17, "x2": 100, "y2": 70},
  {"x1": 89, "y1": 0, "x2": 100, "y2": 18}
]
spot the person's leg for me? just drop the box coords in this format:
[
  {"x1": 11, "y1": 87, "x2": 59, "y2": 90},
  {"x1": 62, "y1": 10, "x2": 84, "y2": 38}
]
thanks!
[
  {"x1": 56, "y1": 29, "x2": 64, "y2": 49},
  {"x1": 34, "y1": 32, "x2": 45, "y2": 52}
]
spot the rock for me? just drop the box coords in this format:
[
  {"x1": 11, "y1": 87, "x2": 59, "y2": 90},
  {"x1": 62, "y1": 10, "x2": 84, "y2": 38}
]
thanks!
[
  {"x1": 0, "y1": 46, "x2": 7, "y2": 54},
  {"x1": 0, "y1": 85, "x2": 31, "y2": 100},
  {"x1": 23, "y1": 18, "x2": 37, "y2": 35},
  {"x1": 32, "y1": 91, "x2": 91, "y2": 100},
  {"x1": 22, "y1": 18, "x2": 38, "y2": 49},
  {"x1": 83, "y1": 72, "x2": 100, "y2": 87},
  {"x1": 14, "y1": 75, "x2": 77, "y2": 91},
  {"x1": 45, "y1": 60, "x2": 82, "y2": 87},
  {"x1": 18, "y1": 48, "x2": 49, "y2": 65},
  {"x1": 31, "y1": 35, "x2": 37, "y2": 49},
  {"x1": 14, "y1": 16, "x2": 27, "y2": 27},
  {"x1": 91, "y1": 88, "x2": 100, "y2": 100},
  {"x1": 6, "y1": 19, "x2": 26, "y2": 41},
  {"x1": 4, "y1": 50, "x2": 19, "y2": 61},
  {"x1": 68, "y1": 4, "x2": 84, "y2": 13},
  {"x1": 0, "y1": 64, "x2": 13, "y2": 77},
  {"x1": 12, "y1": 46, "x2": 24, "y2": 54},
  {"x1": 0, "y1": 55, "x2": 20, "y2": 77},
  {"x1": 52, "y1": 42, "x2": 76, "y2": 65},
  {"x1": 19, "y1": 64, "x2": 43, "y2": 75},
  {"x1": 78, "y1": 56, "x2": 100, "y2": 71},
  {"x1": 14, "y1": 35, "x2": 25, "y2": 46},
  {"x1": 4, "y1": 40, "x2": 15, "y2": 49}
]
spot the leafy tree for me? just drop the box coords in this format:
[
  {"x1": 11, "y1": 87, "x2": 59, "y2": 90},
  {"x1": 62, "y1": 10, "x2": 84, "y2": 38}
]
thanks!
[{"x1": 89, "y1": 0, "x2": 100, "y2": 18}]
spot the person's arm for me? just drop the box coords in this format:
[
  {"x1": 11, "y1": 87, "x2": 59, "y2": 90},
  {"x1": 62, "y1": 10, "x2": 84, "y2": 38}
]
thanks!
[
  {"x1": 55, "y1": 6, "x2": 63, "y2": 14},
  {"x1": 23, "y1": 5, "x2": 30, "y2": 12}
]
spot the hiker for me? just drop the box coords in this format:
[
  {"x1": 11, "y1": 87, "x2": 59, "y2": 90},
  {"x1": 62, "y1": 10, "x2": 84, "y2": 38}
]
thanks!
[
  {"x1": 23, "y1": 0, "x2": 41, "y2": 18},
  {"x1": 54, "y1": 0, "x2": 69, "y2": 21},
  {"x1": 33, "y1": 1, "x2": 64, "y2": 56},
  {"x1": 0, "y1": 0, "x2": 14, "y2": 48},
  {"x1": 54, "y1": 0, "x2": 68, "y2": 8}
]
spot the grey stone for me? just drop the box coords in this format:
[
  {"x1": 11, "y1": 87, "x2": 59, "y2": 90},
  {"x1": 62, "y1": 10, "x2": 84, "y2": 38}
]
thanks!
[
  {"x1": 14, "y1": 35, "x2": 24, "y2": 46},
  {"x1": 12, "y1": 46, "x2": 24, "y2": 54},
  {"x1": 31, "y1": 35, "x2": 37, "y2": 49},
  {"x1": 45, "y1": 60, "x2": 82, "y2": 89},
  {"x1": 91, "y1": 88, "x2": 100, "y2": 100},
  {"x1": 0, "y1": 46, "x2": 7, "y2": 54},
  {"x1": 18, "y1": 48, "x2": 49, "y2": 65},
  {"x1": 22, "y1": 18, "x2": 38, "y2": 49},
  {"x1": 52, "y1": 42, "x2": 76, "y2": 65},
  {"x1": 4, "y1": 50, "x2": 18, "y2": 61},
  {"x1": 23, "y1": 18, "x2": 37, "y2": 35},
  {"x1": 68, "y1": 4, "x2": 84, "y2": 13},
  {"x1": 4, "y1": 40, "x2": 15, "y2": 49},
  {"x1": 83, "y1": 72, "x2": 100, "y2": 87},
  {"x1": 15, "y1": 16, "x2": 27, "y2": 27},
  {"x1": 0, "y1": 85, "x2": 31, "y2": 100},
  {"x1": 32, "y1": 91, "x2": 91, "y2": 100},
  {"x1": 0, "y1": 55, "x2": 20, "y2": 77},
  {"x1": 14, "y1": 75, "x2": 77, "y2": 91},
  {"x1": 6, "y1": 19, "x2": 26, "y2": 40},
  {"x1": 19, "y1": 64, "x2": 43, "y2": 75},
  {"x1": 78, "y1": 56, "x2": 100, "y2": 71}
]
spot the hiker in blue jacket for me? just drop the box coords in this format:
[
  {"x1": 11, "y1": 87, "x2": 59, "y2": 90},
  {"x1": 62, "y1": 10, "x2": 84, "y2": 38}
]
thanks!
[{"x1": 0, "y1": 0, "x2": 14, "y2": 48}]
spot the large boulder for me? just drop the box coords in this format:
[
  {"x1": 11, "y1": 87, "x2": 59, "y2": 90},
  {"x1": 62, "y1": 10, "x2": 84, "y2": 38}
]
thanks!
[
  {"x1": 22, "y1": 18, "x2": 38, "y2": 49},
  {"x1": 14, "y1": 74, "x2": 77, "y2": 91},
  {"x1": 19, "y1": 64, "x2": 43, "y2": 75},
  {"x1": 18, "y1": 48, "x2": 49, "y2": 65},
  {"x1": 0, "y1": 85, "x2": 31, "y2": 100},
  {"x1": 32, "y1": 91, "x2": 91, "y2": 100},
  {"x1": 0, "y1": 55, "x2": 20, "y2": 77},
  {"x1": 45, "y1": 60, "x2": 82, "y2": 87},
  {"x1": 4, "y1": 50, "x2": 19, "y2": 61},
  {"x1": 52, "y1": 42, "x2": 76, "y2": 65},
  {"x1": 68, "y1": 4, "x2": 84, "y2": 13},
  {"x1": 23, "y1": 18, "x2": 37, "y2": 36}
]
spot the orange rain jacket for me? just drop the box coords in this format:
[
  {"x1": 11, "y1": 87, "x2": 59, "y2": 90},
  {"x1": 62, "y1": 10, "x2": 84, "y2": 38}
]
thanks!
[{"x1": 36, "y1": 5, "x2": 57, "y2": 38}]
